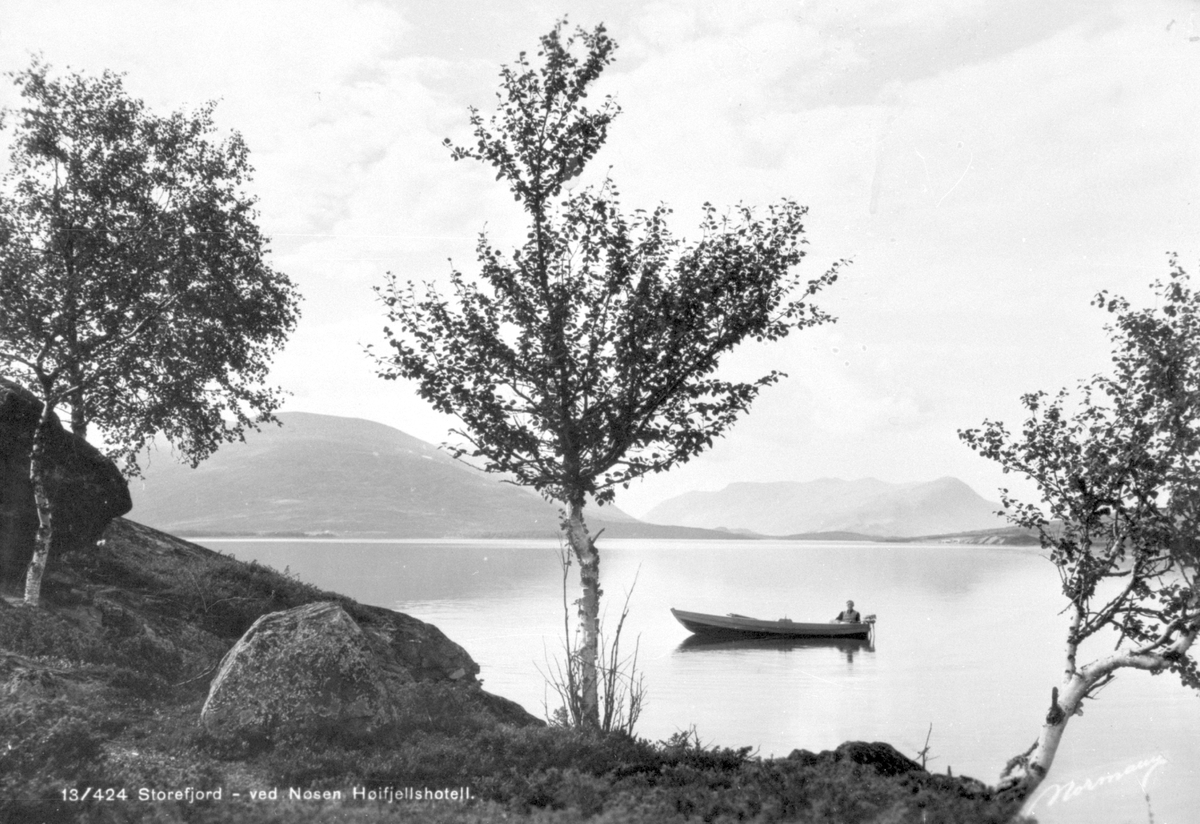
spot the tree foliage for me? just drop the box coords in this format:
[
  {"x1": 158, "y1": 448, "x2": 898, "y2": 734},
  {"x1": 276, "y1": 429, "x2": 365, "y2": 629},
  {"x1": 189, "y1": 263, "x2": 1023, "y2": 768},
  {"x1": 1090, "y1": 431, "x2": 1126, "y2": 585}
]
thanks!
[
  {"x1": 0, "y1": 60, "x2": 301, "y2": 605},
  {"x1": 960, "y1": 254, "x2": 1200, "y2": 795},
  {"x1": 0, "y1": 59, "x2": 300, "y2": 469},
  {"x1": 374, "y1": 22, "x2": 841, "y2": 509},
  {"x1": 373, "y1": 20, "x2": 842, "y2": 726}
]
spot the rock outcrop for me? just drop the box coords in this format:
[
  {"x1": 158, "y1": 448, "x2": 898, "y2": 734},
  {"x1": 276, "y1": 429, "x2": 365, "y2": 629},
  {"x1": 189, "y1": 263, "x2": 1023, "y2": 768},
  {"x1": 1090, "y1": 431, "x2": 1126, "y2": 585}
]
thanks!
[
  {"x1": 200, "y1": 602, "x2": 404, "y2": 739},
  {"x1": 788, "y1": 741, "x2": 925, "y2": 777},
  {"x1": 0, "y1": 378, "x2": 132, "y2": 590},
  {"x1": 200, "y1": 599, "x2": 519, "y2": 741}
]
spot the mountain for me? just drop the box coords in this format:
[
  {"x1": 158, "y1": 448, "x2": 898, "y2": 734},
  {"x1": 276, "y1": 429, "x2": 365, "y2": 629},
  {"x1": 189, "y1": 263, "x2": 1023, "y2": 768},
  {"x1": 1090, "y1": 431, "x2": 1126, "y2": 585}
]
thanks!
[
  {"x1": 643, "y1": 477, "x2": 1004, "y2": 538},
  {"x1": 127, "y1": 412, "x2": 733, "y2": 540}
]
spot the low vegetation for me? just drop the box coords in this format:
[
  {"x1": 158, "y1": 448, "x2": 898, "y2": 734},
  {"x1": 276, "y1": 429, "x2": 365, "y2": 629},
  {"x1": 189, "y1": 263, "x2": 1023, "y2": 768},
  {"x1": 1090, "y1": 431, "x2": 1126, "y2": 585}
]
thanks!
[{"x1": 2, "y1": 519, "x2": 1027, "y2": 823}]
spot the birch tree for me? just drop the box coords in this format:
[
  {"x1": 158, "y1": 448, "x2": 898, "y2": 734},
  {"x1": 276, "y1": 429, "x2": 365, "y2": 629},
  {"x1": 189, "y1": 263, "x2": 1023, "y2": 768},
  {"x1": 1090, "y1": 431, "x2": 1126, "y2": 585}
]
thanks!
[
  {"x1": 960, "y1": 255, "x2": 1200, "y2": 799},
  {"x1": 373, "y1": 21, "x2": 842, "y2": 727},
  {"x1": 0, "y1": 61, "x2": 300, "y2": 606}
]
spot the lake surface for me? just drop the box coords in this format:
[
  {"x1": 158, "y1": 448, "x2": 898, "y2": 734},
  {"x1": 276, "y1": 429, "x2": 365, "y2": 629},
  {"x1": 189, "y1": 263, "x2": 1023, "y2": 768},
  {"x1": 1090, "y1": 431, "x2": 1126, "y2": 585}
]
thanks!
[{"x1": 200, "y1": 537, "x2": 1199, "y2": 824}]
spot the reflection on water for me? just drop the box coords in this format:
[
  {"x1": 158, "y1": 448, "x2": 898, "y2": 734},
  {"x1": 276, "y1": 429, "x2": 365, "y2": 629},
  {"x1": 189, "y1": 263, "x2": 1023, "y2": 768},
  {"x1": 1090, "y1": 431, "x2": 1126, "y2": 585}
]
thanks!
[
  {"x1": 676, "y1": 634, "x2": 874, "y2": 665},
  {"x1": 202, "y1": 538, "x2": 1200, "y2": 824}
]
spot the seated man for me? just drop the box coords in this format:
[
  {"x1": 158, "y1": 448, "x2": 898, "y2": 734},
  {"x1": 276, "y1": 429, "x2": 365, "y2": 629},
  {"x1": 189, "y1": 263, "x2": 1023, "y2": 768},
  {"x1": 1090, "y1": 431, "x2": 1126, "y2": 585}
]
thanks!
[{"x1": 833, "y1": 600, "x2": 861, "y2": 623}]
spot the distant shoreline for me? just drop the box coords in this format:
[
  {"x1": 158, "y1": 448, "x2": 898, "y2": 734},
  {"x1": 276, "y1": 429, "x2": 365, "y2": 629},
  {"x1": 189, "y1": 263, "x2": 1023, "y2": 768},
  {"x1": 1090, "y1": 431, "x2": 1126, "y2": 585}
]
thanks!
[{"x1": 177, "y1": 527, "x2": 1040, "y2": 546}]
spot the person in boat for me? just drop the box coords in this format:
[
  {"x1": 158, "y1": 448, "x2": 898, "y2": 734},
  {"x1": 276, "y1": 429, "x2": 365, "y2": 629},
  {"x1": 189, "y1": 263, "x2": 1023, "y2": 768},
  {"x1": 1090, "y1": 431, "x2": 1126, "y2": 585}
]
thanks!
[{"x1": 833, "y1": 600, "x2": 861, "y2": 623}]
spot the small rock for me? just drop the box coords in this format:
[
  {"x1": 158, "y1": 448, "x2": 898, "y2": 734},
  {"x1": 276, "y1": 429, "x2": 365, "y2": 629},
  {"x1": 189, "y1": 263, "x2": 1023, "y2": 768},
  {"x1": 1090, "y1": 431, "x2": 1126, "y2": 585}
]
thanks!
[
  {"x1": 786, "y1": 742, "x2": 923, "y2": 777},
  {"x1": 835, "y1": 741, "x2": 924, "y2": 776}
]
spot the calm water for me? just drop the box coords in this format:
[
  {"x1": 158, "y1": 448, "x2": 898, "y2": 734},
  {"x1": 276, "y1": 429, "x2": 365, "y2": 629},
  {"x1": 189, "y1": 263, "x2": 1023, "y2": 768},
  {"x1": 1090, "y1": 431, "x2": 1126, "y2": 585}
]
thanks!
[{"x1": 200, "y1": 538, "x2": 1198, "y2": 824}]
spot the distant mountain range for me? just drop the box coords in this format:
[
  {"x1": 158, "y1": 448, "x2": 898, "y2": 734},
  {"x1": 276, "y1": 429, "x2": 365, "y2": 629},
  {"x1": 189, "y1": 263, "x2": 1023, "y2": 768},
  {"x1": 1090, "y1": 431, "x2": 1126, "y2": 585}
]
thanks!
[
  {"x1": 643, "y1": 477, "x2": 1006, "y2": 538},
  {"x1": 128, "y1": 412, "x2": 731, "y2": 540},
  {"x1": 129, "y1": 412, "x2": 1014, "y2": 541}
]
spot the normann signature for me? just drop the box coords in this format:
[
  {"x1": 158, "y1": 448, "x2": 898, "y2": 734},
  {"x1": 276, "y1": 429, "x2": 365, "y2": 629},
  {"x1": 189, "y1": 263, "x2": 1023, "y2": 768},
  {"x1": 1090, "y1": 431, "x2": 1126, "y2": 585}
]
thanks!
[{"x1": 1026, "y1": 754, "x2": 1168, "y2": 810}]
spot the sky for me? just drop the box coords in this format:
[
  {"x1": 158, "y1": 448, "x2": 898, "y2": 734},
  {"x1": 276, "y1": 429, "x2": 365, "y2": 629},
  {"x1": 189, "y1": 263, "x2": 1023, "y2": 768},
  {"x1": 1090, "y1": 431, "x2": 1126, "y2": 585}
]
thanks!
[{"x1": 2, "y1": 0, "x2": 1198, "y2": 517}]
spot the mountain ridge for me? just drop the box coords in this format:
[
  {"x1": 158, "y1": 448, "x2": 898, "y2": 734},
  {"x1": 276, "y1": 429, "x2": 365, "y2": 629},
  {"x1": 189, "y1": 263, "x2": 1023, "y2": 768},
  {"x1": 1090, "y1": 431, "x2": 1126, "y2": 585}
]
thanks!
[
  {"x1": 644, "y1": 476, "x2": 1004, "y2": 538},
  {"x1": 131, "y1": 412, "x2": 1008, "y2": 541},
  {"x1": 129, "y1": 412, "x2": 737, "y2": 540}
]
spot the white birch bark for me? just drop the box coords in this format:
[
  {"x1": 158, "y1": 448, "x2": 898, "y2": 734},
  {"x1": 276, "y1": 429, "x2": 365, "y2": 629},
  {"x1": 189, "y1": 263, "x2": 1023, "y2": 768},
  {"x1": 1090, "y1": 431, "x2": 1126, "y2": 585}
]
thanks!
[
  {"x1": 22, "y1": 401, "x2": 55, "y2": 607},
  {"x1": 564, "y1": 502, "x2": 601, "y2": 728}
]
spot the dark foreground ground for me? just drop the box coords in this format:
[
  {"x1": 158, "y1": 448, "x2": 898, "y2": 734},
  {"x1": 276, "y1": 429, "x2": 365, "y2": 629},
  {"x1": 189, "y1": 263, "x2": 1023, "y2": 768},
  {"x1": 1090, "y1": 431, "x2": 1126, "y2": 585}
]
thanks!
[{"x1": 1, "y1": 518, "x2": 1029, "y2": 823}]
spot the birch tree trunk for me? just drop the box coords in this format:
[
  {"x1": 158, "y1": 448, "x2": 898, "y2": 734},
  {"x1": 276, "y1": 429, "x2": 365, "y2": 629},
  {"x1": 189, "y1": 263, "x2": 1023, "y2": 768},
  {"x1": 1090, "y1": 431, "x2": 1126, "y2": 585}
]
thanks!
[
  {"x1": 23, "y1": 400, "x2": 55, "y2": 607},
  {"x1": 999, "y1": 676, "x2": 1092, "y2": 798},
  {"x1": 564, "y1": 501, "x2": 601, "y2": 728},
  {"x1": 1001, "y1": 631, "x2": 1200, "y2": 801},
  {"x1": 68, "y1": 374, "x2": 88, "y2": 439}
]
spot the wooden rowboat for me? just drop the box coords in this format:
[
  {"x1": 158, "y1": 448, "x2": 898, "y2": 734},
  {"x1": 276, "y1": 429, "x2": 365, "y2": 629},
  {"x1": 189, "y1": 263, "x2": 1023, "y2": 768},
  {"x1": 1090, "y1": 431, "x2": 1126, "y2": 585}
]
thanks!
[{"x1": 671, "y1": 608, "x2": 875, "y2": 640}]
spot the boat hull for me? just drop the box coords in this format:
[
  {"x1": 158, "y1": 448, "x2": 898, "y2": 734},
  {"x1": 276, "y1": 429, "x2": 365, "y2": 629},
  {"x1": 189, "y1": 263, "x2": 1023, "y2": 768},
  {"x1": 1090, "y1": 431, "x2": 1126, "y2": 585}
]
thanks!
[{"x1": 671, "y1": 608, "x2": 872, "y2": 640}]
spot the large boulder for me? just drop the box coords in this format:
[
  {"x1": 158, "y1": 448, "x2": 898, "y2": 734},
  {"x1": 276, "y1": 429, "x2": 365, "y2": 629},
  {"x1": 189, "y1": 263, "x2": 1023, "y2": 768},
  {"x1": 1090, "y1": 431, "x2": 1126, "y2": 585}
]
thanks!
[
  {"x1": 201, "y1": 600, "x2": 518, "y2": 741},
  {"x1": 0, "y1": 378, "x2": 133, "y2": 590},
  {"x1": 200, "y1": 601, "x2": 400, "y2": 740}
]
